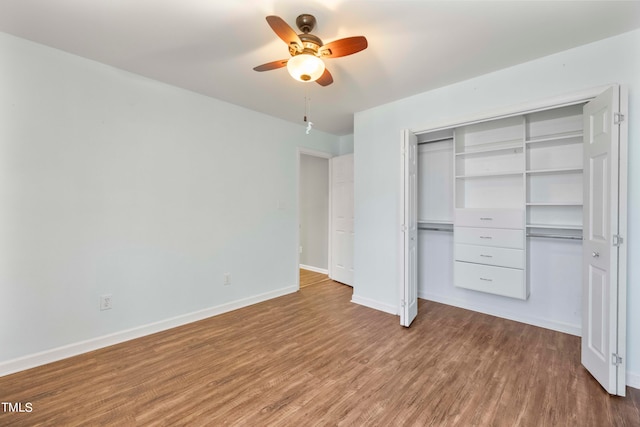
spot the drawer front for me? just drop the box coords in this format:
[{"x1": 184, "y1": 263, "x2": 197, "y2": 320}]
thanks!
[
  {"x1": 455, "y1": 209, "x2": 524, "y2": 229},
  {"x1": 454, "y1": 226, "x2": 524, "y2": 249},
  {"x1": 454, "y1": 261, "x2": 525, "y2": 299},
  {"x1": 455, "y1": 244, "x2": 524, "y2": 269}
]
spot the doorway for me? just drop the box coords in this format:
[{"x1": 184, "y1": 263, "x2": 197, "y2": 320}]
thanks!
[{"x1": 298, "y1": 150, "x2": 331, "y2": 287}]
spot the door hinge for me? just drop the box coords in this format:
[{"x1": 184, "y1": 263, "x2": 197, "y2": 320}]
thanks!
[
  {"x1": 401, "y1": 299, "x2": 406, "y2": 308},
  {"x1": 614, "y1": 112, "x2": 625, "y2": 125},
  {"x1": 613, "y1": 234, "x2": 624, "y2": 247},
  {"x1": 401, "y1": 224, "x2": 407, "y2": 232},
  {"x1": 612, "y1": 353, "x2": 623, "y2": 366}
]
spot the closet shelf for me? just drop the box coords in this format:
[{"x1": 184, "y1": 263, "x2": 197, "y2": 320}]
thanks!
[
  {"x1": 526, "y1": 223, "x2": 583, "y2": 230},
  {"x1": 455, "y1": 139, "x2": 522, "y2": 156},
  {"x1": 525, "y1": 131, "x2": 583, "y2": 145},
  {"x1": 418, "y1": 219, "x2": 453, "y2": 225},
  {"x1": 526, "y1": 202, "x2": 583, "y2": 206},
  {"x1": 526, "y1": 167, "x2": 583, "y2": 175},
  {"x1": 456, "y1": 171, "x2": 523, "y2": 179}
]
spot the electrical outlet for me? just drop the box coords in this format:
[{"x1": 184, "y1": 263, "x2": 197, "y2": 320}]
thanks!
[
  {"x1": 223, "y1": 273, "x2": 231, "y2": 286},
  {"x1": 100, "y1": 294, "x2": 112, "y2": 311},
  {"x1": 299, "y1": 246, "x2": 303, "y2": 254}
]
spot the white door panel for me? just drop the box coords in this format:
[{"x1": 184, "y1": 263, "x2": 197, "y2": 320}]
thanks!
[
  {"x1": 582, "y1": 85, "x2": 625, "y2": 396},
  {"x1": 330, "y1": 154, "x2": 354, "y2": 286},
  {"x1": 400, "y1": 130, "x2": 418, "y2": 327}
]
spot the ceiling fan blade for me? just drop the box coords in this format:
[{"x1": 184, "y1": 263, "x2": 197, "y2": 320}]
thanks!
[
  {"x1": 320, "y1": 36, "x2": 368, "y2": 58},
  {"x1": 316, "y1": 68, "x2": 333, "y2": 86},
  {"x1": 266, "y1": 16, "x2": 302, "y2": 48},
  {"x1": 253, "y1": 59, "x2": 289, "y2": 72}
]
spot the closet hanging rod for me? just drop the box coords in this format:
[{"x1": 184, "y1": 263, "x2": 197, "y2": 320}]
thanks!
[
  {"x1": 417, "y1": 137, "x2": 453, "y2": 145},
  {"x1": 527, "y1": 233, "x2": 582, "y2": 241},
  {"x1": 418, "y1": 226, "x2": 453, "y2": 232}
]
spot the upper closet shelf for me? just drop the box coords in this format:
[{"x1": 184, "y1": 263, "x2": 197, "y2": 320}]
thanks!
[
  {"x1": 455, "y1": 139, "x2": 522, "y2": 156},
  {"x1": 525, "y1": 131, "x2": 583, "y2": 145},
  {"x1": 456, "y1": 171, "x2": 523, "y2": 179}
]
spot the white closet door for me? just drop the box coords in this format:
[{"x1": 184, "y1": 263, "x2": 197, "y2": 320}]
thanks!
[
  {"x1": 330, "y1": 154, "x2": 354, "y2": 286},
  {"x1": 400, "y1": 130, "x2": 418, "y2": 327},
  {"x1": 581, "y1": 86, "x2": 626, "y2": 396}
]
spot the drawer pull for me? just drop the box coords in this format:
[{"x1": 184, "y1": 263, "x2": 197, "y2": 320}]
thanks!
[
  {"x1": 480, "y1": 217, "x2": 493, "y2": 221},
  {"x1": 479, "y1": 277, "x2": 493, "y2": 282},
  {"x1": 480, "y1": 236, "x2": 492, "y2": 240},
  {"x1": 480, "y1": 254, "x2": 493, "y2": 258}
]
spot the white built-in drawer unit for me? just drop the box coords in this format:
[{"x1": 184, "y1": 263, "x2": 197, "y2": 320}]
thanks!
[
  {"x1": 455, "y1": 208, "x2": 524, "y2": 229},
  {"x1": 454, "y1": 261, "x2": 526, "y2": 300},
  {"x1": 454, "y1": 244, "x2": 524, "y2": 269},
  {"x1": 454, "y1": 208, "x2": 527, "y2": 299},
  {"x1": 454, "y1": 226, "x2": 524, "y2": 249}
]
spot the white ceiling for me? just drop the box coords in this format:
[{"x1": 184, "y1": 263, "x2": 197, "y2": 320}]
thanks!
[{"x1": 1, "y1": 1, "x2": 639, "y2": 135}]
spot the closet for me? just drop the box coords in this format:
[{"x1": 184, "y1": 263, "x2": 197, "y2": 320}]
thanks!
[
  {"x1": 400, "y1": 85, "x2": 627, "y2": 396},
  {"x1": 451, "y1": 104, "x2": 585, "y2": 300}
]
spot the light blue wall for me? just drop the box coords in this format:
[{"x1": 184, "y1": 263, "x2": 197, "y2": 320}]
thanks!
[
  {"x1": 338, "y1": 134, "x2": 354, "y2": 155},
  {"x1": 354, "y1": 30, "x2": 640, "y2": 383},
  {"x1": 0, "y1": 32, "x2": 338, "y2": 363}
]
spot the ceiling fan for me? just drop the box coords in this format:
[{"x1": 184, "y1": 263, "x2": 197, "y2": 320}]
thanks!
[{"x1": 253, "y1": 14, "x2": 368, "y2": 86}]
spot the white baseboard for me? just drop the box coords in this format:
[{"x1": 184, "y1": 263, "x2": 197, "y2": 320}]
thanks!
[
  {"x1": 627, "y1": 370, "x2": 640, "y2": 390},
  {"x1": 0, "y1": 286, "x2": 297, "y2": 378},
  {"x1": 420, "y1": 291, "x2": 581, "y2": 337},
  {"x1": 351, "y1": 294, "x2": 398, "y2": 315},
  {"x1": 299, "y1": 264, "x2": 329, "y2": 274}
]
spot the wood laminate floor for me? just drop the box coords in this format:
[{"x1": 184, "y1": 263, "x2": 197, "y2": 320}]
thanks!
[
  {"x1": 299, "y1": 268, "x2": 330, "y2": 288},
  {"x1": 1, "y1": 274, "x2": 639, "y2": 426}
]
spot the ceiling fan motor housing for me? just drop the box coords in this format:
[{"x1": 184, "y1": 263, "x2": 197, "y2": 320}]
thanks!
[
  {"x1": 296, "y1": 14, "x2": 316, "y2": 33},
  {"x1": 289, "y1": 15, "x2": 323, "y2": 57},
  {"x1": 291, "y1": 34, "x2": 323, "y2": 56}
]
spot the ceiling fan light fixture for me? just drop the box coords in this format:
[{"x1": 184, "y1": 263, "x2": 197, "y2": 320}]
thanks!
[{"x1": 287, "y1": 54, "x2": 325, "y2": 82}]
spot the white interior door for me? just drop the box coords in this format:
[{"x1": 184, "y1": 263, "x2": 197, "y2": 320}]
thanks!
[
  {"x1": 400, "y1": 130, "x2": 418, "y2": 327},
  {"x1": 582, "y1": 85, "x2": 627, "y2": 396},
  {"x1": 330, "y1": 154, "x2": 354, "y2": 286}
]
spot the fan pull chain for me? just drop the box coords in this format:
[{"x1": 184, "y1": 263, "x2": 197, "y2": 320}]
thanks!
[
  {"x1": 304, "y1": 93, "x2": 313, "y2": 134},
  {"x1": 303, "y1": 94, "x2": 308, "y2": 122}
]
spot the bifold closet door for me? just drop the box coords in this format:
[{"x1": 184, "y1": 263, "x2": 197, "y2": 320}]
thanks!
[
  {"x1": 330, "y1": 154, "x2": 354, "y2": 286},
  {"x1": 581, "y1": 85, "x2": 627, "y2": 396},
  {"x1": 400, "y1": 130, "x2": 418, "y2": 327}
]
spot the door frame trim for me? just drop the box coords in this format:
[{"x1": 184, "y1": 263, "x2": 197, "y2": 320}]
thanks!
[
  {"x1": 410, "y1": 85, "x2": 611, "y2": 136},
  {"x1": 616, "y1": 84, "x2": 629, "y2": 395}
]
